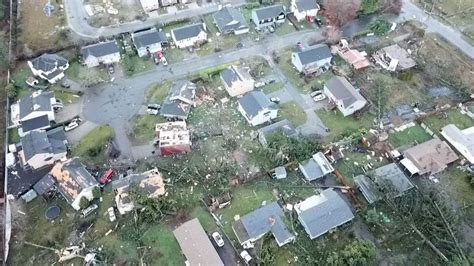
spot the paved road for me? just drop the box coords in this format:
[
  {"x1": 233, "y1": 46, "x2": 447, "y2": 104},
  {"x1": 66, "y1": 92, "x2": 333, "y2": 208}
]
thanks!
[
  {"x1": 398, "y1": 0, "x2": 474, "y2": 59},
  {"x1": 64, "y1": 0, "x2": 246, "y2": 39}
]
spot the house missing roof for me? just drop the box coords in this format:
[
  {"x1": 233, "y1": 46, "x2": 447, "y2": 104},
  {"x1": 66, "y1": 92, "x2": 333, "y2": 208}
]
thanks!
[
  {"x1": 441, "y1": 124, "x2": 474, "y2": 164},
  {"x1": 354, "y1": 163, "x2": 414, "y2": 204},
  {"x1": 232, "y1": 201, "x2": 295, "y2": 247},
  {"x1": 332, "y1": 39, "x2": 370, "y2": 70},
  {"x1": 401, "y1": 138, "x2": 458, "y2": 176},
  {"x1": 295, "y1": 188, "x2": 354, "y2": 239},
  {"x1": 173, "y1": 218, "x2": 224, "y2": 266},
  {"x1": 373, "y1": 44, "x2": 416, "y2": 71},
  {"x1": 220, "y1": 65, "x2": 255, "y2": 97},
  {"x1": 299, "y1": 152, "x2": 334, "y2": 181},
  {"x1": 155, "y1": 121, "x2": 191, "y2": 156},
  {"x1": 49, "y1": 158, "x2": 99, "y2": 210}
]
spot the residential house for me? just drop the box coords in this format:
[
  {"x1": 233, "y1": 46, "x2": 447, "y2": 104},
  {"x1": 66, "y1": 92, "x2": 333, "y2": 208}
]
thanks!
[
  {"x1": 213, "y1": 6, "x2": 249, "y2": 35},
  {"x1": 220, "y1": 65, "x2": 255, "y2": 97},
  {"x1": 324, "y1": 76, "x2": 367, "y2": 117},
  {"x1": 18, "y1": 114, "x2": 50, "y2": 137},
  {"x1": 251, "y1": 4, "x2": 286, "y2": 28},
  {"x1": 332, "y1": 39, "x2": 370, "y2": 70},
  {"x1": 11, "y1": 90, "x2": 56, "y2": 126},
  {"x1": 238, "y1": 91, "x2": 278, "y2": 126},
  {"x1": 132, "y1": 29, "x2": 169, "y2": 57},
  {"x1": 373, "y1": 44, "x2": 416, "y2": 71},
  {"x1": 112, "y1": 168, "x2": 166, "y2": 214},
  {"x1": 160, "y1": 80, "x2": 196, "y2": 120},
  {"x1": 159, "y1": 0, "x2": 178, "y2": 7},
  {"x1": 27, "y1": 53, "x2": 69, "y2": 84},
  {"x1": 441, "y1": 124, "x2": 474, "y2": 163},
  {"x1": 295, "y1": 188, "x2": 354, "y2": 239},
  {"x1": 291, "y1": 0, "x2": 319, "y2": 22},
  {"x1": 257, "y1": 119, "x2": 298, "y2": 146},
  {"x1": 171, "y1": 23, "x2": 207, "y2": 49},
  {"x1": 232, "y1": 201, "x2": 295, "y2": 247},
  {"x1": 400, "y1": 138, "x2": 459, "y2": 176},
  {"x1": 140, "y1": 0, "x2": 159, "y2": 11},
  {"x1": 155, "y1": 121, "x2": 191, "y2": 156},
  {"x1": 173, "y1": 218, "x2": 224, "y2": 266},
  {"x1": 33, "y1": 174, "x2": 56, "y2": 196},
  {"x1": 299, "y1": 152, "x2": 334, "y2": 181},
  {"x1": 354, "y1": 163, "x2": 414, "y2": 204},
  {"x1": 81, "y1": 40, "x2": 121, "y2": 68},
  {"x1": 19, "y1": 127, "x2": 67, "y2": 170},
  {"x1": 291, "y1": 43, "x2": 332, "y2": 75},
  {"x1": 49, "y1": 158, "x2": 99, "y2": 210}
]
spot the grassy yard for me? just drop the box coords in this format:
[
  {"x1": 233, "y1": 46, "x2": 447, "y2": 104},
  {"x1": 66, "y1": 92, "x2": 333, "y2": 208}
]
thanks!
[
  {"x1": 121, "y1": 53, "x2": 155, "y2": 77},
  {"x1": 317, "y1": 110, "x2": 375, "y2": 143},
  {"x1": 279, "y1": 101, "x2": 307, "y2": 126},
  {"x1": 8, "y1": 128, "x2": 20, "y2": 144},
  {"x1": 442, "y1": 167, "x2": 474, "y2": 225},
  {"x1": 275, "y1": 21, "x2": 296, "y2": 36},
  {"x1": 276, "y1": 48, "x2": 334, "y2": 94},
  {"x1": 52, "y1": 88, "x2": 81, "y2": 104},
  {"x1": 146, "y1": 81, "x2": 171, "y2": 103},
  {"x1": 261, "y1": 81, "x2": 284, "y2": 94},
  {"x1": 422, "y1": 110, "x2": 473, "y2": 133},
  {"x1": 66, "y1": 62, "x2": 109, "y2": 86},
  {"x1": 389, "y1": 124, "x2": 432, "y2": 148},
  {"x1": 11, "y1": 64, "x2": 31, "y2": 86},
  {"x1": 335, "y1": 152, "x2": 389, "y2": 185},
  {"x1": 129, "y1": 115, "x2": 165, "y2": 145},
  {"x1": 72, "y1": 125, "x2": 115, "y2": 164},
  {"x1": 196, "y1": 16, "x2": 241, "y2": 57}
]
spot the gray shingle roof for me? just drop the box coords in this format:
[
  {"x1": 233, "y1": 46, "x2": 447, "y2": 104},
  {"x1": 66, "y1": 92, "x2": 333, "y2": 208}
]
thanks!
[
  {"x1": 220, "y1": 68, "x2": 237, "y2": 87},
  {"x1": 258, "y1": 119, "x2": 298, "y2": 139},
  {"x1": 133, "y1": 29, "x2": 168, "y2": 49},
  {"x1": 299, "y1": 158, "x2": 324, "y2": 181},
  {"x1": 46, "y1": 127, "x2": 68, "y2": 155},
  {"x1": 295, "y1": 189, "x2": 354, "y2": 239},
  {"x1": 30, "y1": 54, "x2": 68, "y2": 72},
  {"x1": 19, "y1": 91, "x2": 54, "y2": 120},
  {"x1": 372, "y1": 163, "x2": 414, "y2": 196},
  {"x1": 294, "y1": 0, "x2": 318, "y2": 12},
  {"x1": 172, "y1": 23, "x2": 206, "y2": 41},
  {"x1": 81, "y1": 40, "x2": 120, "y2": 58},
  {"x1": 294, "y1": 44, "x2": 331, "y2": 65},
  {"x1": 237, "y1": 201, "x2": 294, "y2": 246},
  {"x1": 253, "y1": 4, "x2": 285, "y2": 21},
  {"x1": 21, "y1": 130, "x2": 51, "y2": 161},
  {"x1": 20, "y1": 115, "x2": 50, "y2": 133},
  {"x1": 238, "y1": 91, "x2": 277, "y2": 118},
  {"x1": 213, "y1": 6, "x2": 248, "y2": 33},
  {"x1": 325, "y1": 76, "x2": 365, "y2": 108},
  {"x1": 33, "y1": 174, "x2": 56, "y2": 195}
]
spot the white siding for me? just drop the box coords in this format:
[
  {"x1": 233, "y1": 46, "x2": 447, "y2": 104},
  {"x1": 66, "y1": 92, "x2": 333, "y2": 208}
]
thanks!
[
  {"x1": 71, "y1": 186, "x2": 97, "y2": 210},
  {"x1": 84, "y1": 53, "x2": 121, "y2": 68},
  {"x1": 172, "y1": 31, "x2": 208, "y2": 49},
  {"x1": 238, "y1": 103, "x2": 278, "y2": 126},
  {"x1": 27, "y1": 150, "x2": 67, "y2": 170}
]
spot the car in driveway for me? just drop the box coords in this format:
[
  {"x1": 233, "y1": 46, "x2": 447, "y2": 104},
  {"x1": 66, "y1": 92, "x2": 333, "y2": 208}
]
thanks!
[
  {"x1": 82, "y1": 204, "x2": 98, "y2": 217},
  {"x1": 211, "y1": 232, "x2": 224, "y2": 247},
  {"x1": 240, "y1": 250, "x2": 252, "y2": 263},
  {"x1": 147, "y1": 104, "x2": 161, "y2": 115},
  {"x1": 107, "y1": 207, "x2": 116, "y2": 222},
  {"x1": 64, "y1": 118, "x2": 82, "y2": 132},
  {"x1": 310, "y1": 90, "x2": 327, "y2": 102},
  {"x1": 270, "y1": 97, "x2": 280, "y2": 104}
]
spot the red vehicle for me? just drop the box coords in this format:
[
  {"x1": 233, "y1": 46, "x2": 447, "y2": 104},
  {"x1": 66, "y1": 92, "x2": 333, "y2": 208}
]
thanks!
[
  {"x1": 156, "y1": 51, "x2": 164, "y2": 59},
  {"x1": 99, "y1": 169, "x2": 114, "y2": 185}
]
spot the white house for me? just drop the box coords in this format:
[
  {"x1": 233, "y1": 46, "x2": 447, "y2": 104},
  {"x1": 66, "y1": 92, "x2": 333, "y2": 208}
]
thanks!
[
  {"x1": 213, "y1": 6, "x2": 249, "y2": 35},
  {"x1": 27, "y1": 53, "x2": 69, "y2": 84},
  {"x1": 11, "y1": 90, "x2": 56, "y2": 126},
  {"x1": 252, "y1": 4, "x2": 286, "y2": 28},
  {"x1": 441, "y1": 124, "x2": 474, "y2": 164},
  {"x1": 81, "y1": 40, "x2": 121, "y2": 68},
  {"x1": 19, "y1": 127, "x2": 67, "y2": 170},
  {"x1": 291, "y1": 0, "x2": 319, "y2": 22},
  {"x1": 324, "y1": 76, "x2": 367, "y2": 117},
  {"x1": 291, "y1": 43, "x2": 332, "y2": 75},
  {"x1": 171, "y1": 23, "x2": 208, "y2": 49},
  {"x1": 238, "y1": 91, "x2": 278, "y2": 126},
  {"x1": 140, "y1": 0, "x2": 159, "y2": 11},
  {"x1": 132, "y1": 29, "x2": 168, "y2": 57},
  {"x1": 220, "y1": 65, "x2": 255, "y2": 97},
  {"x1": 298, "y1": 152, "x2": 334, "y2": 181},
  {"x1": 50, "y1": 157, "x2": 99, "y2": 210}
]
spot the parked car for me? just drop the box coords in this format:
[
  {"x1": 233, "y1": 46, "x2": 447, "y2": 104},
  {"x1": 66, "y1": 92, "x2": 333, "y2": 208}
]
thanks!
[
  {"x1": 82, "y1": 204, "x2": 98, "y2": 217},
  {"x1": 270, "y1": 97, "x2": 281, "y2": 104},
  {"x1": 107, "y1": 207, "x2": 117, "y2": 222},
  {"x1": 147, "y1": 104, "x2": 161, "y2": 115},
  {"x1": 108, "y1": 65, "x2": 115, "y2": 74},
  {"x1": 211, "y1": 232, "x2": 224, "y2": 247},
  {"x1": 99, "y1": 169, "x2": 114, "y2": 185},
  {"x1": 254, "y1": 81, "x2": 265, "y2": 88},
  {"x1": 153, "y1": 56, "x2": 160, "y2": 65},
  {"x1": 160, "y1": 57, "x2": 168, "y2": 66},
  {"x1": 240, "y1": 250, "x2": 252, "y2": 263},
  {"x1": 60, "y1": 80, "x2": 71, "y2": 88},
  {"x1": 64, "y1": 117, "x2": 81, "y2": 132},
  {"x1": 52, "y1": 99, "x2": 64, "y2": 110},
  {"x1": 310, "y1": 90, "x2": 327, "y2": 102}
]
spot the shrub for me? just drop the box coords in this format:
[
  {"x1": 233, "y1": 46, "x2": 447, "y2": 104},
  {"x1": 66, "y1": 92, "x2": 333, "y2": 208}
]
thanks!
[
  {"x1": 92, "y1": 186, "x2": 101, "y2": 199},
  {"x1": 79, "y1": 197, "x2": 90, "y2": 209},
  {"x1": 368, "y1": 19, "x2": 391, "y2": 36}
]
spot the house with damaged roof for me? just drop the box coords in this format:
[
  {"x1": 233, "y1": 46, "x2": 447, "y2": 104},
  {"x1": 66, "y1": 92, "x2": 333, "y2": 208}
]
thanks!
[
  {"x1": 299, "y1": 152, "x2": 334, "y2": 181},
  {"x1": 49, "y1": 157, "x2": 99, "y2": 210},
  {"x1": 290, "y1": 0, "x2": 319, "y2": 22},
  {"x1": 160, "y1": 80, "x2": 196, "y2": 120},
  {"x1": 238, "y1": 91, "x2": 278, "y2": 126},
  {"x1": 252, "y1": 4, "x2": 286, "y2": 28},
  {"x1": 233, "y1": 201, "x2": 295, "y2": 247},
  {"x1": 324, "y1": 76, "x2": 367, "y2": 117},
  {"x1": 19, "y1": 127, "x2": 67, "y2": 170},
  {"x1": 10, "y1": 90, "x2": 56, "y2": 126},
  {"x1": 155, "y1": 121, "x2": 191, "y2": 156},
  {"x1": 81, "y1": 40, "x2": 121, "y2": 68},
  {"x1": 132, "y1": 28, "x2": 169, "y2": 57},
  {"x1": 220, "y1": 65, "x2": 255, "y2": 97},
  {"x1": 292, "y1": 43, "x2": 332, "y2": 75},
  {"x1": 257, "y1": 119, "x2": 298, "y2": 146},
  {"x1": 213, "y1": 6, "x2": 249, "y2": 35},
  {"x1": 28, "y1": 53, "x2": 69, "y2": 84},
  {"x1": 171, "y1": 23, "x2": 207, "y2": 49}
]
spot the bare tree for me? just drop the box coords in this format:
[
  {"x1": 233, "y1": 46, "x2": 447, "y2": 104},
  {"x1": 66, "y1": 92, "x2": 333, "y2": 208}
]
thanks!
[
  {"x1": 323, "y1": 0, "x2": 361, "y2": 27},
  {"x1": 323, "y1": 25, "x2": 342, "y2": 44},
  {"x1": 381, "y1": 0, "x2": 402, "y2": 15}
]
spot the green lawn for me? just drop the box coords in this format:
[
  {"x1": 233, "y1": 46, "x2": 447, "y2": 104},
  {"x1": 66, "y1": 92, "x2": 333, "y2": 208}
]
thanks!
[
  {"x1": 8, "y1": 128, "x2": 20, "y2": 144},
  {"x1": 11, "y1": 63, "x2": 31, "y2": 86},
  {"x1": 442, "y1": 167, "x2": 474, "y2": 225},
  {"x1": 141, "y1": 225, "x2": 184, "y2": 265},
  {"x1": 275, "y1": 21, "x2": 296, "y2": 36},
  {"x1": 196, "y1": 15, "x2": 241, "y2": 57},
  {"x1": 422, "y1": 110, "x2": 473, "y2": 133},
  {"x1": 72, "y1": 125, "x2": 115, "y2": 164},
  {"x1": 389, "y1": 124, "x2": 432, "y2": 148},
  {"x1": 279, "y1": 101, "x2": 307, "y2": 126},
  {"x1": 190, "y1": 206, "x2": 218, "y2": 232},
  {"x1": 129, "y1": 115, "x2": 165, "y2": 145},
  {"x1": 53, "y1": 88, "x2": 81, "y2": 104},
  {"x1": 146, "y1": 81, "x2": 171, "y2": 103},
  {"x1": 66, "y1": 62, "x2": 109, "y2": 86},
  {"x1": 262, "y1": 81, "x2": 284, "y2": 94},
  {"x1": 121, "y1": 53, "x2": 155, "y2": 77},
  {"x1": 317, "y1": 110, "x2": 375, "y2": 143},
  {"x1": 335, "y1": 152, "x2": 389, "y2": 185},
  {"x1": 164, "y1": 48, "x2": 184, "y2": 64}
]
